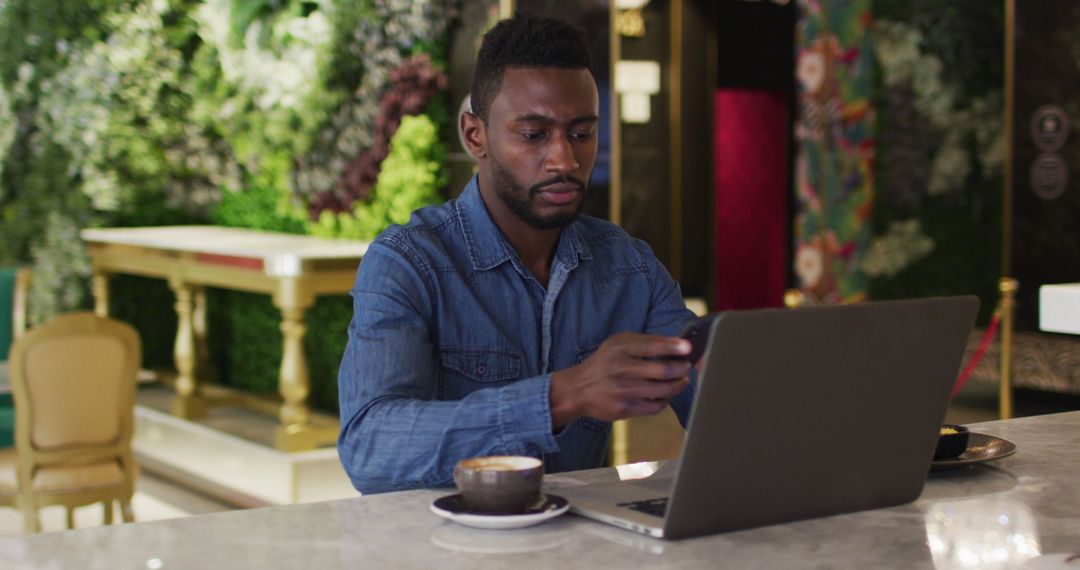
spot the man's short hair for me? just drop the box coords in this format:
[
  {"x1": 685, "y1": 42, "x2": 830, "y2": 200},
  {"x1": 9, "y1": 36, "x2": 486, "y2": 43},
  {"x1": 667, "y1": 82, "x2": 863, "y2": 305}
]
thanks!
[{"x1": 470, "y1": 13, "x2": 592, "y2": 121}]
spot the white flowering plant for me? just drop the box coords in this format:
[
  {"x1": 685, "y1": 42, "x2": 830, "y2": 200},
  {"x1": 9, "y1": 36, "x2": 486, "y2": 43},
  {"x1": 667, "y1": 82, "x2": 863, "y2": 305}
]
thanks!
[
  {"x1": 868, "y1": 2, "x2": 1004, "y2": 318},
  {"x1": 0, "y1": 0, "x2": 459, "y2": 327}
]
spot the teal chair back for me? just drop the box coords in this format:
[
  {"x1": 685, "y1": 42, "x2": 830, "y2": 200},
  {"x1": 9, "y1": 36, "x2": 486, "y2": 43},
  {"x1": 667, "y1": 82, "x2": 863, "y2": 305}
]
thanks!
[
  {"x1": 0, "y1": 268, "x2": 15, "y2": 361},
  {"x1": 0, "y1": 267, "x2": 22, "y2": 447}
]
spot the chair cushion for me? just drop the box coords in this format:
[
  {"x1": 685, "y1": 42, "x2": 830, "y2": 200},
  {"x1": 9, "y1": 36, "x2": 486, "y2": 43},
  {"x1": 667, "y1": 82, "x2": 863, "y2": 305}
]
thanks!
[{"x1": 0, "y1": 448, "x2": 126, "y2": 494}]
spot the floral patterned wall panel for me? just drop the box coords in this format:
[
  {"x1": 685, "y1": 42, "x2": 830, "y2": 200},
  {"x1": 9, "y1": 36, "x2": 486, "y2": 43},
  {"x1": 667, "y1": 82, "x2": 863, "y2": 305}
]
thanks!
[{"x1": 793, "y1": 0, "x2": 875, "y2": 304}]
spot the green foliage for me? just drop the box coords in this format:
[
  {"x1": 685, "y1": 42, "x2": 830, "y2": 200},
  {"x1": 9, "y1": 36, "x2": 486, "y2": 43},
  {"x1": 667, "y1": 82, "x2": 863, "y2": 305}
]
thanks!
[
  {"x1": 191, "y1": 0, "x2": 342, "y2": 199},
  {"x1": 0, "y1": 141, "x2": 82, "y2": 265},
  {"x1": 870, "y1": 1, "x2": 1004, "y2": 325},
  {"x1": 27, "y1": 213, "x2": 91, "y2": 324},
  {"x1": 206, "y1": 290, "x2": 280, "y2": 394},
  {"x1": 108, "y1": 275, "x2": 178, "y2": 370},
  {"x1": 873, "y1": 0, "x2": 1004, "y2": 101},
  {"x1": 310, "y1": 114, "x2": 446, "y2": 240},
  {"x1": 302, "y1": 295, "x2": 352, "y2": 412},
  {"x1": 228, "y1": 0, "x2": 289, "y2": 45},
  {"x1": 212, "y1": 181, "x2": 307, "y2": 234},
  {"x1": 0, "y1": 0, "x2": 126, "y2": 265},
  {"x1": 205, "y1": 290, "x2": 351, "y2": 413},
  {"x1": 0, "y1": 0, "x2": 459, "y2": 412},
  {"x1": 0, "y1": 0, "x2": 127, "y2": 86},
  {"x1": 321, "y1": 0, "x2": 373, "y2": 93}
]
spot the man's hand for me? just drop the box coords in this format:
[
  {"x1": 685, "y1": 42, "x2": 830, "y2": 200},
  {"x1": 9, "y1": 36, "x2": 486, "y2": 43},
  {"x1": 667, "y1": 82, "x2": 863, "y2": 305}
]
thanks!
[{"x1": 549, "y1": 333, "x2": 692, "y2": 429}]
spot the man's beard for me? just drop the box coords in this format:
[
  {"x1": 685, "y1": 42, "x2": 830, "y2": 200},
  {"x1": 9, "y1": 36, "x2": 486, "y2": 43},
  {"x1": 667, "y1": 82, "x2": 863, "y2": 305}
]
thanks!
[{"x1": 489, "y1": 154, "x2": 588, "y2": 230}]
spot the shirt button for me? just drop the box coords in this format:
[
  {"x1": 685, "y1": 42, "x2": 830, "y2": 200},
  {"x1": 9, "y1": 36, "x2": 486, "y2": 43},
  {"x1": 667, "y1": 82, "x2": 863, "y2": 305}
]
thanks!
[{"x1": 476, "y1": 364, "x2": 487, "y2": 376}]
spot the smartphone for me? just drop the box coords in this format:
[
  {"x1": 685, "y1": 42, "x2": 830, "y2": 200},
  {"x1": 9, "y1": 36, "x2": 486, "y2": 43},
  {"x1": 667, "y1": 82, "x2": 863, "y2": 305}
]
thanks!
[
  {"x1": 653, "y1": 314, "x2": 717, "y2": 362},
  {"x1": 677, "y1": 313, "x2": 717, "y2": 364}
]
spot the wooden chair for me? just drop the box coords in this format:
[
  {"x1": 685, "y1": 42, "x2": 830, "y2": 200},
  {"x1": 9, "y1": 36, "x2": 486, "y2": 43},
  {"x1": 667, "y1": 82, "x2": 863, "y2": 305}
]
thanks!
[{"x1": 0, "y1": 311, "x2": 140, "y2": 533}]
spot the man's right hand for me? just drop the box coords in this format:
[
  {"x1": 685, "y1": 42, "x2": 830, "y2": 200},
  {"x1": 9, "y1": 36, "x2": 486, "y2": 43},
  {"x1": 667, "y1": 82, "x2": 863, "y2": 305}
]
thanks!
[{"x1": 549, "y1": 332, "x2": 693, "y2": 429}]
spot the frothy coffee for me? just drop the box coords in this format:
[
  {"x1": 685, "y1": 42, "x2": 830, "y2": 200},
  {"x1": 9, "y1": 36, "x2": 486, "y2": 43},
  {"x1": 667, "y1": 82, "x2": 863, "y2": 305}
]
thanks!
[{"x1": 459, "y1": 456, "x2": 542, "y2": 471}]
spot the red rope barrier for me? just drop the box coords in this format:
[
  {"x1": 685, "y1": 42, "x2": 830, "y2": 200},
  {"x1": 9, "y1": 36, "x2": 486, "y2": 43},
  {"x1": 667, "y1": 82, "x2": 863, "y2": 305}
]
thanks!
[{"x1": 951, "y1": 311, "x2": 1002, "y2": 398}]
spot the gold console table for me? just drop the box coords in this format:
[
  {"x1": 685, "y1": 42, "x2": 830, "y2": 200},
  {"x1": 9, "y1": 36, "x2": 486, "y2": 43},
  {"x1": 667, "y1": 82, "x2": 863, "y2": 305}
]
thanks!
[{"x1": 81, "y1": 226, "x2": 367, "y2": 451}]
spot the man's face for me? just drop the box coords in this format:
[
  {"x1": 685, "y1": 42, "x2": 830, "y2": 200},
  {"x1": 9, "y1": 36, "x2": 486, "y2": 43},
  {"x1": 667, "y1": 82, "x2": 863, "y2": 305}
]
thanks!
[{"x1": 473, "y1": 67, "x2": 599, "y2": 230}]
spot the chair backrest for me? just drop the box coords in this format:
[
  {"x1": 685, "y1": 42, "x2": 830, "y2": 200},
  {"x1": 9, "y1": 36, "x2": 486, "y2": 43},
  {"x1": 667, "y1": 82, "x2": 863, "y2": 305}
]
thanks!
[{"x1": 7, "y1": 312, "x2": 140, "y2": 465}]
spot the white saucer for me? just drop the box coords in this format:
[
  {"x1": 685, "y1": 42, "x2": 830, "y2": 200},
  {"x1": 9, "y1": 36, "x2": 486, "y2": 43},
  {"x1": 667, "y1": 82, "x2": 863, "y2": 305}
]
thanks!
[
  {"x1": 430, "y1": 524, "x2": 569, "y2": 553},
  {"x1": 430, "y1": 493, "x2": 570, "y2": 530}
]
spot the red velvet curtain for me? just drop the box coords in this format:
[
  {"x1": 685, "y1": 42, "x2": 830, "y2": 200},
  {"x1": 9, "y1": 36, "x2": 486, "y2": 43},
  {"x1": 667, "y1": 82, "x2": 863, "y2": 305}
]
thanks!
[{"x1": 713, "y1": 88, "x2": 790, "y2": 310}]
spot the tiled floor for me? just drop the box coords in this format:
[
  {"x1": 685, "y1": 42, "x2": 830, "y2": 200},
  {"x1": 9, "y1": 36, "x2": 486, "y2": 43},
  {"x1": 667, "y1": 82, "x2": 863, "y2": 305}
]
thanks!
[{"x1": 0, "y1": 471, "x2": 233, "y2": 536}]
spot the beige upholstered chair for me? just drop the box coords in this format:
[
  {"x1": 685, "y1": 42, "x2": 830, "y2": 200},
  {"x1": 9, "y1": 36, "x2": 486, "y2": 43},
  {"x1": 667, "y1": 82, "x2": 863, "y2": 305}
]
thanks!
[{"x1": 0, "y1": 311, "x2": 140, "y2": 533}]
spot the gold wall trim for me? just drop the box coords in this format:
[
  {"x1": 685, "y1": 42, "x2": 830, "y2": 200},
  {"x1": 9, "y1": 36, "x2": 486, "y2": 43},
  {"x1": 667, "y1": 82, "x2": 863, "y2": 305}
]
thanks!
[
  {"x1": 1003, "y1": 0, "x2": 1014, "y2": 275},
  {"x1": 999, "y1": 0, "x2": 1016, "y2": 422},
  {"x1": 669, "y1": 0, "x2": 684, "y2": 280},
  {"x1": 609, "y1": 0, "x2": 624, "y2": 465},
  {"x1": 500, "y1": 0, "x2": 513, "y2": 19},
  {"x1": 707, "y1": 4, "x2": 718, "y2": 301},
  {"x1": 610, "y1": 1, "x2": 622, "y2": 226}
]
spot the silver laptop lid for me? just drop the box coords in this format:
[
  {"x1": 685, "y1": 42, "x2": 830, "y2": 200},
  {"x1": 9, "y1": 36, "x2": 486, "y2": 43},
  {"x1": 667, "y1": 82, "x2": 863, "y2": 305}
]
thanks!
[{"x1": 664, "y1": 296, "x2": 979, "y2": 539}]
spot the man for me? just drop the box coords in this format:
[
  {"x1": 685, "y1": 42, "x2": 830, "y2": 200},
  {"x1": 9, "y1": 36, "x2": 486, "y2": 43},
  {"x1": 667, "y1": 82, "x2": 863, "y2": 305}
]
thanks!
[{"x1": 338, "y1": 14, "x2": 696, "y2": 494}]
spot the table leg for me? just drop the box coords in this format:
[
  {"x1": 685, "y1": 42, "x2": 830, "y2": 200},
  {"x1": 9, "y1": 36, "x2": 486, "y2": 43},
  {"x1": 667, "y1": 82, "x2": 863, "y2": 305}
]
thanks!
[
  {"x1": 169, "y1": 278, "x2": 204, "y2": 419},
  {"x1": 91, "y1": 272, "x2": 110, "y2": 317},
  {"x1": 273, "y1": 279, "x2": 316, "y2": 451},
  {"x1": 193, "y1": 286, "x2": 214, "y2": 384}
]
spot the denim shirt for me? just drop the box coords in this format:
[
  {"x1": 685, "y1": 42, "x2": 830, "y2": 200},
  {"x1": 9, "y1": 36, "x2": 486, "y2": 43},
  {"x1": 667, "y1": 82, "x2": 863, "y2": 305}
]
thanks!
[{"x1": 337, "y1": 177, "x2": 696, "y2": 494}]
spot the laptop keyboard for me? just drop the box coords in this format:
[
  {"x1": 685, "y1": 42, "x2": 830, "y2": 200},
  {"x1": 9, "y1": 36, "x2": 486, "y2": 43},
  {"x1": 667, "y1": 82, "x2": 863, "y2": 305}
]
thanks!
[{"x1": 618, "y1": 497, "x2": 668, "y2": 518}]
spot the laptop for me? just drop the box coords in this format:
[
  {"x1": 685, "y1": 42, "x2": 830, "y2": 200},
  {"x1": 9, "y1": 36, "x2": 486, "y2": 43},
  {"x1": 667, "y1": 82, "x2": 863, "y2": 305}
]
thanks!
[{"x1": 559, "y1": 296, "x2": 980, "y2": 540}]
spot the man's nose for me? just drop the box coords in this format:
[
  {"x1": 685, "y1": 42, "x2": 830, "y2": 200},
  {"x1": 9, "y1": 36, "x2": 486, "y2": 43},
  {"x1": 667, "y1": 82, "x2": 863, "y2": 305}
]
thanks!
[{"x1": 544, "y1": 134, "x2": 579, "y2": 174}]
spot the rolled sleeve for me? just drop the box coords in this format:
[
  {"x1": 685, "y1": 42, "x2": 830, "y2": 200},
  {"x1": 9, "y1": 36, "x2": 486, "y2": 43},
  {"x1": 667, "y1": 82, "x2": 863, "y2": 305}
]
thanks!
[{"x1": 496, "y1": 375, "x2": 559, "y2": 455}]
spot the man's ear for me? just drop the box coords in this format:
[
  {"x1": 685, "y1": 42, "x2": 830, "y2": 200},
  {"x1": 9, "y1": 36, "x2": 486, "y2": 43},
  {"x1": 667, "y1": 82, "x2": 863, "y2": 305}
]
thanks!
[{"x1": 460, "y1": 110, "x2": 487, "y2": 160}]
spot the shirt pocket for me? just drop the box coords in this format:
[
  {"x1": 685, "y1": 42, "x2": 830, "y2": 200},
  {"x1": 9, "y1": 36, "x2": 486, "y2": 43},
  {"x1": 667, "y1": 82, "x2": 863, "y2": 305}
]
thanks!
[{"x1": 439, "y1": 346, "x2": 523, "y2": 400}]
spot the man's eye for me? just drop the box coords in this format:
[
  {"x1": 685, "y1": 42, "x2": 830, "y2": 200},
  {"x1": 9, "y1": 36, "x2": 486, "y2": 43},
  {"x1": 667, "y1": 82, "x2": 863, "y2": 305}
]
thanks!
[
  {"x1": 520, "y1": 131, "x2": 545, "y2": 141},
  {"x1": 570, "y1": 130, "x2": 595, "y2": 141}
]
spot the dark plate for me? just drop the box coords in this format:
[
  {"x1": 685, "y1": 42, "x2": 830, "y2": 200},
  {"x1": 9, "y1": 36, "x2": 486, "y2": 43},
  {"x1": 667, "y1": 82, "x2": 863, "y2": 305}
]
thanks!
[
  {"x1": 931, "y1": 432, "x2": 1017, "y2": 471},
  {"x1": 432, "y1": 493, "x2": 569, "y2": 517}
]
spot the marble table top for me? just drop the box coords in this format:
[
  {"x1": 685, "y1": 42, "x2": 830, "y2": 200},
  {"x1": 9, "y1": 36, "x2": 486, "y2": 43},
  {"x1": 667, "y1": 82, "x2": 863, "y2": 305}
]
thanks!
[
  {"x1": 81, "y1": 226, "x2": 369, "y2": 260},
  {"x1": 4, "y1": 412, "x2": 1080, "y2": 569}
]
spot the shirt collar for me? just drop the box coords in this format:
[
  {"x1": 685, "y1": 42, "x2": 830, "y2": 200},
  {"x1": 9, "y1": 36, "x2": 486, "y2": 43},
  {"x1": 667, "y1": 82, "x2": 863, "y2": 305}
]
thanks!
[{"x1": 455, "y1": 175, "x2": 592, "y2": 272}]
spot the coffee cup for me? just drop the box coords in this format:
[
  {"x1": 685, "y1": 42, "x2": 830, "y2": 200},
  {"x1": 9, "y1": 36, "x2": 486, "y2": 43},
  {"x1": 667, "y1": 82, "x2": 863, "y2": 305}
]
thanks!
[{"x1": 453, "y1": 456, "x2": 543, "y2": 514}]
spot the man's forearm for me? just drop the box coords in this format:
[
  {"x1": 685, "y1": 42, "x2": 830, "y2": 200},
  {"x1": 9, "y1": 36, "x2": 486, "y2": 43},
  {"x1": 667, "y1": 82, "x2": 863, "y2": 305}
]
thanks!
[{"x1": 338, "y1": 376, "x2": 558, "y2": 494}]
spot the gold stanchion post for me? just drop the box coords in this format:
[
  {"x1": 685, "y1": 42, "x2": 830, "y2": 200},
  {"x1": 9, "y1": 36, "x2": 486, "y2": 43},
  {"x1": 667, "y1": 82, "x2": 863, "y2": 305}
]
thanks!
[
  {"x1": 611, "y1": 420, "x2": 629, "y2": 467},
  {"x1": 998, "y1": 277, "x2": 1018, "y2": 419}
]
